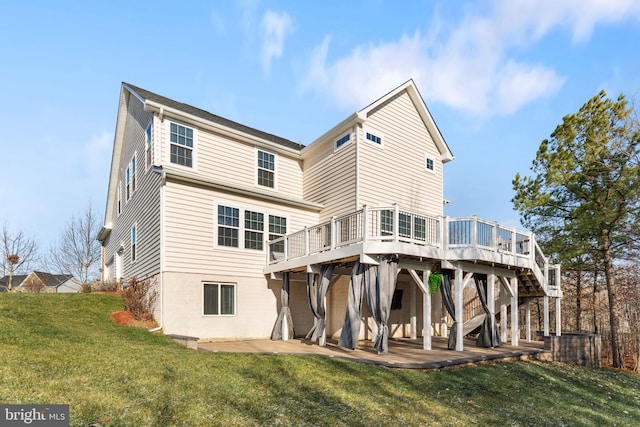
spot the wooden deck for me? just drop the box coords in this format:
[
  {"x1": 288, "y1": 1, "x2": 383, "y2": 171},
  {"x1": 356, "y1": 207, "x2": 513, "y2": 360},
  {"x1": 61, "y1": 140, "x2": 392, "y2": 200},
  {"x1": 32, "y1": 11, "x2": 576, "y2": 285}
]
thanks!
[
  {"x1": 264, "y1": 205, "x2": 561, "y2": 298},
  {"x1": 198, "y1": 337, "x2": 548, "y2": 369}
]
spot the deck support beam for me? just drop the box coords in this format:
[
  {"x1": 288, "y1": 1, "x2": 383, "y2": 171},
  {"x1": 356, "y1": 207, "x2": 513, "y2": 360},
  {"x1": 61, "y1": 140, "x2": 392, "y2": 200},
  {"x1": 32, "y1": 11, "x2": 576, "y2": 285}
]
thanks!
[
  {"x1": 525, "y1": 299, "x2": 531, "y2": 342},
  {"x1": 410, "y1": 281, "x2": 417, "y2": 340},
  {"x1": 455, "y1": 264, "x2": 464, "y2": 351},
  {"x1": 556, "y1": 297, "x2": 562, "y2": 336},
  {"x1": 511, "y1": 276, "x2": 519, "y2": 346},
  {"x1": 408, "y1": 269, "x2": 431, "y2": 350},
  {"x1": 543, "y1": 296, "x2": 550, "y2": 336}
]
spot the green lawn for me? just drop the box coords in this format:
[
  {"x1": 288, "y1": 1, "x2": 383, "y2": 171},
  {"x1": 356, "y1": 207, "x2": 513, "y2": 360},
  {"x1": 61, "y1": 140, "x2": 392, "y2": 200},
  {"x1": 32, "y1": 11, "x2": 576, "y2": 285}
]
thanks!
[{"x1": 1, "y1": 294, "x2": 638, "y2": 426}]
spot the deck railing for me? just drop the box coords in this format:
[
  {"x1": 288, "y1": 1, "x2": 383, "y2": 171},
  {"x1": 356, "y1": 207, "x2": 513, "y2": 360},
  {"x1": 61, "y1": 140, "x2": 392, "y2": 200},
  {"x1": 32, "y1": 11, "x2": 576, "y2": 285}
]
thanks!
[
  {"x1": 270, "y1": 207, "x2": 538, "y2": 262},
  {"x1": 267, "y1": 205, "x2": 557, "y2": 292}
]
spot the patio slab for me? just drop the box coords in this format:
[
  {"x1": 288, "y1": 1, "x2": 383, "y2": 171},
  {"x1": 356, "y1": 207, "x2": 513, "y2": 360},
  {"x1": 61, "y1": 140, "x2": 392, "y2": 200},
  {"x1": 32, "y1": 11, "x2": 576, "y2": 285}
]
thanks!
[{"x1": 197, "y1": 337, "x2": 547, "y2": 369}]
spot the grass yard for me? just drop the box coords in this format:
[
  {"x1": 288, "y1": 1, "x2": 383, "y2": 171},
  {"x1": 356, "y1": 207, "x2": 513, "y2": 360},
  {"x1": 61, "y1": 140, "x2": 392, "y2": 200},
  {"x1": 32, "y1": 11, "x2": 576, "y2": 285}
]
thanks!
[{"x1": 0, "y1": 293, "x2": 639, "y2": 426}]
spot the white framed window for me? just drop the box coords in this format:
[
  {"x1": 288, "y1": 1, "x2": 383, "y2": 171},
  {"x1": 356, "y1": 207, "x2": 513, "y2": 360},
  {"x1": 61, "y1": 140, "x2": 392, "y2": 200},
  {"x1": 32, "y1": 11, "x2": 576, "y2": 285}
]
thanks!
[
  {"x1": 365, "y1": 130, "x2": 384, "y2": 147},
  {"x1": 131, "y1": 153, "x2": 137, "y2": 193},
  {"x1": 335, "y1": 133, "x2": 351, "y2": 150},
  {"x1": 256, "y1": 149, "x2": 276, "y2": 189},
  {"x1": 269, "y1": 215, "x2": 287, "y2": 253},
  {"x1": 131, "y1": 224, "x2": 137, "y2": 263},
  {"x1": 244, "y1": 210, "x2": 264, "y2": 250},
  {"x1": 218, "y1": 205, "x2": 240, "y2": 247},
  {"x1": 125, "y1": 165, "x2": 131, "y2": 201},
  {"x1": 203, "y1": 282, "x2": 236, "y2": 315},
  {"x1": 145, "y1": 123, "x2": 153, "y2": 171},
  {"x1": 117, "y1": 181, "x2": 122, "y2": 215},
  {"x1": 215, "y1": 203, "x2": 287, "y2": 252},
  {"x1": 170, "y1": 122, "x2": 194, "y2": 168},
  {"x1": 425, "y1": 156, "x2": 435, "y2": 172}
]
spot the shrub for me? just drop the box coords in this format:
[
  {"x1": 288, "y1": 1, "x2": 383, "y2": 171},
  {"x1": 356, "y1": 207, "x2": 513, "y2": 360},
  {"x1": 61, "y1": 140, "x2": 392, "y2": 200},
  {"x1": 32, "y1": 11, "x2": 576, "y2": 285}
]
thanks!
[{"x1": 120, "y1": 277, "x2": 157, "y2": 321}]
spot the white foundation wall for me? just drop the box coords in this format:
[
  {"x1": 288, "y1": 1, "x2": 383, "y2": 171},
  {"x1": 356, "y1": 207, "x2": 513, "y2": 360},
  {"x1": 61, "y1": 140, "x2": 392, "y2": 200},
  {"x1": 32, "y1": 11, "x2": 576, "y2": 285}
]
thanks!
[{"x1": 161, "y1": 271, "x2": 280, "y2": 339}]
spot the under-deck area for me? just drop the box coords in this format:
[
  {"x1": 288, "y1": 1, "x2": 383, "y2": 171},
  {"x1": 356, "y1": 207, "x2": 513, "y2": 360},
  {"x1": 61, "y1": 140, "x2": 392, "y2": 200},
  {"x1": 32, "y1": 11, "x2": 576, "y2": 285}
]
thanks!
[{"x1": 265, "y1": 205, "x2": 563, "y2": 353}]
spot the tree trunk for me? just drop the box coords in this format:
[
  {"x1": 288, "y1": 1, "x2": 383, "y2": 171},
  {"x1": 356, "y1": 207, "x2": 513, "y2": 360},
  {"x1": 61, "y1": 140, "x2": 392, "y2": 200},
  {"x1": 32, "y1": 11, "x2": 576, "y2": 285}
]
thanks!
[
  {"x1": 575, "y1": 269, "x2": 582, "y2": 332},
  {"x1": 593, "y1": 268, "x2": 599, "y2": 334},
  {"x1": 602, "y1": 233, "x2": 623, "y2": 368}
]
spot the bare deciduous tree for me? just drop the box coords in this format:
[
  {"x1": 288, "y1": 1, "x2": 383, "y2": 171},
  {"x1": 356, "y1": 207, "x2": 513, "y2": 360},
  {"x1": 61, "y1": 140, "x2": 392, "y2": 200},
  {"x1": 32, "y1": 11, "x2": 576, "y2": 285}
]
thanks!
[
  {"x1": 48, "y1": 204, "x2": 102, "y2": 285},
  {"x1": 1, "y1": 224, "x2": 39, "y2": 291}
]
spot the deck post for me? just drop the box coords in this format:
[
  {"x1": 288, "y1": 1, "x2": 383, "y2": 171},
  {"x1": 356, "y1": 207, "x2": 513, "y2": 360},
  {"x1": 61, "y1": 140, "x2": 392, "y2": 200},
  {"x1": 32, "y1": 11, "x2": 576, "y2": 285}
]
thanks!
[
  {"x1": 455, "y1": 264, "x2": 464, "y2": 351},
  {"x1": 442, "y1": 216, "x2": 448, "y2": 251},
  {"x1": 488, "y1": 269, "x2": 496, "y2": 339},
  {"x1": 555, "y1": 297, "x2": 562, "y2": 336},
  {"x1": 362, "y1": 205, "x2": 368, "y2": 242},
  {"x1": 423, "y1": 270, "x2": 432, "y2": 350},
  {"x1": 330, "y1": 216, "x2": 337, "y2": 250},
  {"x1": 471, "y1": 215, "x2": 478, "y2": 248},
  {"x1": 304, "y1": 226, "x2": 310, "y2": 256},
  {"x1": 411, "y1": 280, "x2": 417, "y2": 340},
  {"x1": 511, "y1": 276, "x2": 519, "y2": 346},
  {"x1": 543, "y1": 296, "x2": 550, "y2": 336},
  {"x1": 500, "y1": 281, "x2": 509, "y2": 343},
  {"x1": 393, "y1": 204, "x2": 400, "y2": 242},
  {"x1": 525, "y1": 299, "x2": 531, "y2": 342}
]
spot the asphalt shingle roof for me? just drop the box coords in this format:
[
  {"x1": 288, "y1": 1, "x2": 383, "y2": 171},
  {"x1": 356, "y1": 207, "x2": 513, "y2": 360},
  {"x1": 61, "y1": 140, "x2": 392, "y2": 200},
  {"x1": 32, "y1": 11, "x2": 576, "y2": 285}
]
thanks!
[{"x1": 124, "y1": 83, "x2": 305, "y2": 151}]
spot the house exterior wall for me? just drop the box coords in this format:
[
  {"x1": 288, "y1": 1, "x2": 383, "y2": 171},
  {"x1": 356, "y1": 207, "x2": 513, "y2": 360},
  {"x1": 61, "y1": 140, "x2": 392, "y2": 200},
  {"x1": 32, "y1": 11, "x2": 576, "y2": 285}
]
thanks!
[
  {"x1": 163, "y1": 180, "x2": 319, "y2": 276},
  {"x1": 161, "y1": 271, "x2": 281, "y2": 339},
  {"x1": 56, "y1": 279, "x2": 83, "y2": 293},
  {"x1": 358, "y1": 91, "x2": 444, "y2": 217},
  {"x1": 303, "y1": 129, "x2": 358, "y2": 221},
  {"x1": 155, "y1": 116, "x2": 305, "y2": 201},
  {"x1": 103, "y1": 93, "x2": 162, "y2": 282}
]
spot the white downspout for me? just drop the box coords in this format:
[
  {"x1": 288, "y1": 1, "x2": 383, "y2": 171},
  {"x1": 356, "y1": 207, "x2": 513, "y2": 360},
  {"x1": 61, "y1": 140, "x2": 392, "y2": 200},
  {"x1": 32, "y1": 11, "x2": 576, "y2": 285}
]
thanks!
[{"x1": 149, "y1": 165, "x2": 166, "y2": 332}]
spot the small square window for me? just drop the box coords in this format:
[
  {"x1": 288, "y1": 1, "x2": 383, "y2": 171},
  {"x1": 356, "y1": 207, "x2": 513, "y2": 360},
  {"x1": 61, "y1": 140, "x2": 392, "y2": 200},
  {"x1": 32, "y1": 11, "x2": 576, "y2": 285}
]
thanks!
[{"x1": 426, "y1": 157, "x2": 434, "y2": 171}]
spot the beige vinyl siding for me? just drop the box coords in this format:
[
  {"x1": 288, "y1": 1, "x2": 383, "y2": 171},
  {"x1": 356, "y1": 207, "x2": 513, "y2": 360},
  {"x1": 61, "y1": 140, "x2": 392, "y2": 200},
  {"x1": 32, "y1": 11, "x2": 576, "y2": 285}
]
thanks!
[
  {"x1": 303, "y1": 132, "x2": 357, "y2": 221},
  {"x1": 358, "y1": 90, "x2": 443, "y2": 217},
  {"x1": 158, "y1": 119, "x2": 304, "y2": 199},
  {"x1": 104, "y1": 94, "x2": 162, "y2": 280},
  {"x1": 163, "y1": 180, "x2": 319, "y2": 277}
]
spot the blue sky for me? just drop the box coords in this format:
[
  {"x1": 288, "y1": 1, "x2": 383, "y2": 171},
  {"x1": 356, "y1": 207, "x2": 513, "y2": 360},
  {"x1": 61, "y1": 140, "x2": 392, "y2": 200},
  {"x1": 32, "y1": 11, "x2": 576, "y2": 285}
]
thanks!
[{"x1": 1, "y1": 0, "x2": 640, "y2": 253}]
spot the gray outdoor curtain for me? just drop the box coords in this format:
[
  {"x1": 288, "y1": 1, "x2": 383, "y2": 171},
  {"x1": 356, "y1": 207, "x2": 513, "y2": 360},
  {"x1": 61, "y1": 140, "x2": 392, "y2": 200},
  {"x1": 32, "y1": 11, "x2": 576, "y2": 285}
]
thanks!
[
  {"x1": 364, "y1": 257, "x2": 399, "y2": 354},
  {"x1": 305, "y1": 264, "x2": 336, "y2": 344},
  {"x1": 338, "y1": 261, "x2": 366, "y2": 349},
  {"x1": 474, "y1": 274, "x2": 501, "y2": 348},
  {"x1": 439, "y1": 271, "x2": 458, "y2": 350},
  {"x1": 271, "y1": 272, "x2": 294, "y2": 340}
]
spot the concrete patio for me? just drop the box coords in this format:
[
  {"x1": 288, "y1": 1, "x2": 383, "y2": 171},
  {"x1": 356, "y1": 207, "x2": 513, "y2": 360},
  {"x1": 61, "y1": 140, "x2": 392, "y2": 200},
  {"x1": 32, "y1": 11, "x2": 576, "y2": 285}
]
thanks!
[{"x1": 197, "y1": 337, "x2": 548, "y2": 369}]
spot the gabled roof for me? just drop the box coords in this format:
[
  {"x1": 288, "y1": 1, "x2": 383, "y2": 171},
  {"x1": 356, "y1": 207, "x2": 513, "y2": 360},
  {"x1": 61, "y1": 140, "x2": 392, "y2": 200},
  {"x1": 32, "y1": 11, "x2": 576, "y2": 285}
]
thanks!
[
  {"x1": 302, "y1": 79, "x2": 454, "y2": 162},
  {"x1": 124, "y1": 83, "x2": 304, "y2": 151},
  {"x1": 32, "y1": 271, "x2": 75, "y2": 288}
]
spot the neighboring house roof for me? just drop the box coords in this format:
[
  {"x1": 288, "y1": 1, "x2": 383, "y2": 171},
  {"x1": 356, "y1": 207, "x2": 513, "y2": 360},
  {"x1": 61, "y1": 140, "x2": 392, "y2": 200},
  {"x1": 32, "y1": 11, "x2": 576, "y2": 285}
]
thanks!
[
  {"x1": 31, "y1": 271, "x2": 76, "y2": 288},
  {"x1": 0, "y1": 272, "x2": 77, "y2": 290},
  {"x1": 0, "y1": 274, "x2": 27, "y2": 290},
  {"x1": 123, "y1": 83, "x2": 305, "y2": 151}
]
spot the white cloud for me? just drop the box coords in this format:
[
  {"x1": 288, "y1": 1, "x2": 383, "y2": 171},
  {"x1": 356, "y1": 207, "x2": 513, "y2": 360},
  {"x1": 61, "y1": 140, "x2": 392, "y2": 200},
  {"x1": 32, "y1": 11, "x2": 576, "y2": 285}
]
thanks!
[
  {"x1": 300, "y1": 0, "x2": 640, "y2": 116},
  {"x1": 260, "y1": 10, "x2": 293, "y2": 74}
]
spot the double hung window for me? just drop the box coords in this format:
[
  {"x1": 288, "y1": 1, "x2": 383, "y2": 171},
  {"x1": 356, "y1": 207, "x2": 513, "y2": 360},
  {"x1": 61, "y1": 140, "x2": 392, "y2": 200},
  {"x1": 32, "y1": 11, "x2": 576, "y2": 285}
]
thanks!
[
  {"x1": 257, "y1": 150, "x2": 275, "y2": 188},
  {"x1": 170, "y1": 122, "x2": 194, "y2": 167}
]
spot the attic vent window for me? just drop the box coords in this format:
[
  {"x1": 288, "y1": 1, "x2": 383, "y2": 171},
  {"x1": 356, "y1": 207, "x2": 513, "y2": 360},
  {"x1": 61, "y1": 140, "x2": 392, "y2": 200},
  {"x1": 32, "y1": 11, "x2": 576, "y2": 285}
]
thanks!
[
  {"x1": 366, "y1": 132, "x2": 382, "y2": 145},
  {"x1": 170, "y1": 122, "x2": 194, "y2": 168},
  {"x1": 426, "y1": 157, "x2": 434, "y2": 171},
  {"x1": 335, "y1": 133, "x2": 350, "y2": 148}
]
